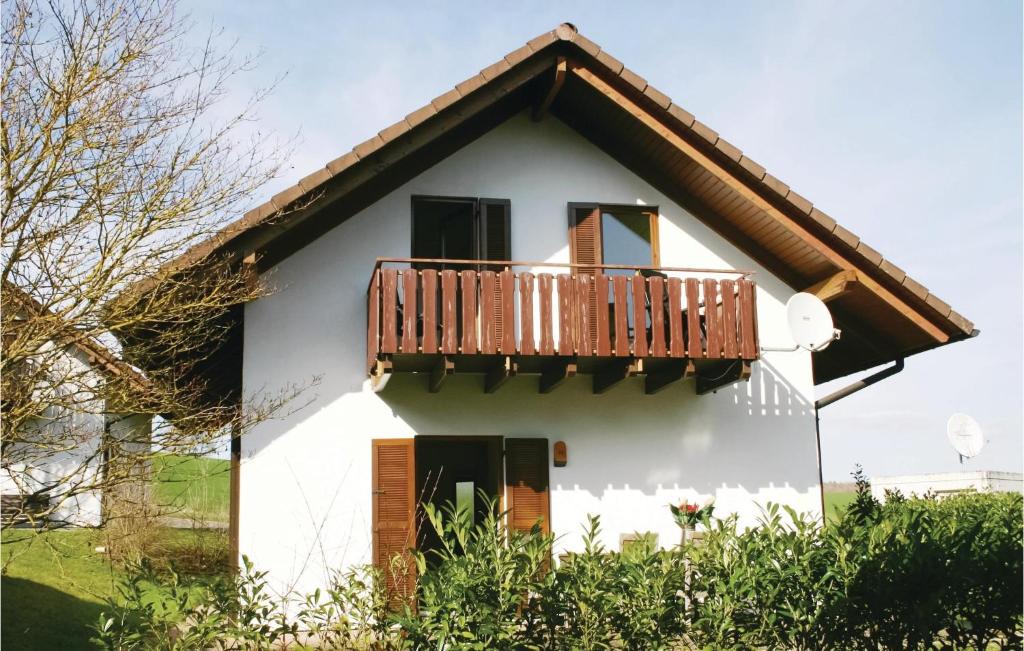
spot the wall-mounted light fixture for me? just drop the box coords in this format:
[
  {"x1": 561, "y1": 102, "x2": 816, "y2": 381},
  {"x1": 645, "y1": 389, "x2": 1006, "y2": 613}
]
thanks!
[{"x1": 553, "y1": 441, "x2": 567, "y2": 467}]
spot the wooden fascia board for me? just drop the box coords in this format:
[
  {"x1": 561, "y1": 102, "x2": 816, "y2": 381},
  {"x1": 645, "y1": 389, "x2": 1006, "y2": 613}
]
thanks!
[
  {"x1": 805, "y1": 270, "x2": 858, "y2": 303},
  {"x1": 570, "y1": 65, "x2": 949, "y2": 344}
]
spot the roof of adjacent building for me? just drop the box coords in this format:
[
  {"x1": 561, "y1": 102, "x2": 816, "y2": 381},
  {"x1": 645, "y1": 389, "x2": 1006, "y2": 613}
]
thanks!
[{"x1": 131, "y1": 23, "x2": 976, "y2": 391}]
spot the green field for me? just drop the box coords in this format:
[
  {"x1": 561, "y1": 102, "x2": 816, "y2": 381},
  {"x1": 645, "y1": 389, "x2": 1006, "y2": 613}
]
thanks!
[
  {"x1": 824, "y1": 491, "x2": 856, "y2": 522},
  {"x1": 2, "y1": 454, "x2": 230, "y2": 650},
  {"x1": 151, "y1": 453, "x2": 230, "y2": 522}
]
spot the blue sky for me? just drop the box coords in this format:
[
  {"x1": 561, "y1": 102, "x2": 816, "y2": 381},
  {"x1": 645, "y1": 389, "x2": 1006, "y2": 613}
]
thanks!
[{"x1": 183, "y1": 1, "x2": 1022, "y2": 481}]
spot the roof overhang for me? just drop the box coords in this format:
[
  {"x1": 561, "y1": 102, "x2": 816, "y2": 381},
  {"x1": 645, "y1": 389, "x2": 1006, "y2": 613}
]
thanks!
[{"x1": 123, "y1": 24, "x2": 975, "y2": 404}]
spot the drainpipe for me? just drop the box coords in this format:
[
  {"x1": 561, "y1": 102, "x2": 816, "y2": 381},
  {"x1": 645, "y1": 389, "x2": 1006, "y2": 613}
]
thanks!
[
  {"x1": 815, "y1": 358, "x2": 905, "y2": 410},
  {"x1": 813, "y1": 357, "x2": 904, "y2": 523}
]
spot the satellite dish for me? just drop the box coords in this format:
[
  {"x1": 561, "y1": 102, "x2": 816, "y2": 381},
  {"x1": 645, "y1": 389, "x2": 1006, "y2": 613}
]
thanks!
[
  {"x1": 785, "y1": 293, "x2": 839, "y2": 352},
  {"x1": 947, "y1": 413, "x2": 984, "y2": 460}
]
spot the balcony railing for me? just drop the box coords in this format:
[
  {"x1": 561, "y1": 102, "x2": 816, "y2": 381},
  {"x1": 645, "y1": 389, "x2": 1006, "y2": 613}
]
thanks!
[{"x1": 367, "y1": 258, "x2": 759, "y2": 393}]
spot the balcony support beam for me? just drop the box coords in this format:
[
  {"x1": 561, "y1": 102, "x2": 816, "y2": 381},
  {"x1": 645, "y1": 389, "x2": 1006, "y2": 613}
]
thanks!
[
  {"x1": 594, "y1": 358, "x2": 638, "y2": 394},
  {"x1": 485, "y1": 356, "x2": 518, "y2": 394},
  {"x1": 429, "y1": 356, "x2": 454, "y2": 393},
  {"x1": 697, "y1": 360, "x2": 752, "y2": 395},
  {"x1": 370, "y1": 358, "x2": 393, "y2": 393},
  {"x1": 540, "y1": 358, "x2": 577, "y2": 394},
  {"x1": 645, "y1": 359, "x2": 694, "y2": 395}
]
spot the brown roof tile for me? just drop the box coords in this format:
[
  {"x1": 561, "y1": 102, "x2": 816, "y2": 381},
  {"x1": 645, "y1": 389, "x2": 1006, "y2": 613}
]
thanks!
[
  {"x1": 480, "y1": 59, "x2": 511, "y2": 81},
  {"x1": 352, "y1": 135, "x2": 384, "y2": 159},
  {"x1": 619, "y1": 67, "x2": 648, "y2": 93},
  {"x1": 832, "y1": 223, "x2": 860, "y2": 249},
  {"x1": 455, "y1": 74, "x2": 485, "y2": 96},
  {"x1": 879, "y1": 259, "x2": 906, "y2": 283},
  {"x1": 901, "y1": 275, "x2": 928, "y2": 300},
  {"x1": 405, "y1": 104, "x2": 437, "y2": 129},
  {"x1": 738, "y1": 155, "x2": 767, "y2": 180},
  {"x1": 504, "y1": 44, "x2": 534, "y2": 66},
  {"x1": 326, "y1": 151, "x2": 360, "y2": 176},
  {"x1": 271, "y1": 183, "x2": 305, "y2": 211},
  {"x1": 667, "y1": 103, "x2": 695, "y2": 128},
  {"x1": 527, "y1": 30, "x2": 557, "y2": 51},
  {"x1": 298, "y1": 168, "x2": 332, "y2": 194},
  {"x1": 378, "y1": 119, "x2": 411, "y2": 143},
  {"x1": 925, "y1": 293, "x2": 952, "y2": 317},
  {"x1": 808, "y1": 207, "x2": 836, "y2": 232},
  {"x1": 785, "y1": 190, "x2": 813, "y2": 215},
  {"x1": 715, "y1": 138, "x2": 743, "y2": 163},
  {"x1": 573, "y1": 33, "x2": 601, "y2": 58},
  {"x1": 690, "y1": 120, "x2": 719, "y2": 145},
  {"x1": 855, "y1": 241, "x2": 883, "y2": 266},
  {"x1": 431, "y1": 88, "x2": 462, "y2": 112},
  {"x1": 761, "y1": 173, "x2": 789, "y2": 197},
  {"x1": 948, "y1": 310, "x2": 973, "y2": 333},
  {"x1": 643, "y1": 84, "x2": 672, "y2": 110},
  {"x1": 595, "y1": 50, "x2": 624, "y2": 75}
]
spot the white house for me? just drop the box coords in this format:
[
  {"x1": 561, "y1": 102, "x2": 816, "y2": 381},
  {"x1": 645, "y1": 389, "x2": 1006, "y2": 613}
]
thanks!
[
  {"x1": 872, "y1": 472, "x2": 1023, "y2": 502},
  {"x1": 129, "y1": 24, "x2": 976, "y2": 599},
  {"x1": 1, "y1": 284, "x2": 152, "y2": 528}
]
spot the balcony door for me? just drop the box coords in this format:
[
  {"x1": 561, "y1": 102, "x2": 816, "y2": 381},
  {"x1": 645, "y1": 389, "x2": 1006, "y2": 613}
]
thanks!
[
  {"x1": 411, "y1": 196, "x2": 510, "y2": 268},
  {"x1": 569, "y1": 204, "x2": 660, "y2": 348}
]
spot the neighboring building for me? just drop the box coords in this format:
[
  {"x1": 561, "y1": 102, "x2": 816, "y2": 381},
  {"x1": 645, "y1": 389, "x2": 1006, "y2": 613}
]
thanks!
[
  {"x1": 1, "y1": 284, "x2": 152, "y2": 527},
  {"x1": 872, "y1": 472, "x2": 1024, "y2": 502},
  {"x1": 123, "y1": 25, "x2": 976, "y2": 599}
]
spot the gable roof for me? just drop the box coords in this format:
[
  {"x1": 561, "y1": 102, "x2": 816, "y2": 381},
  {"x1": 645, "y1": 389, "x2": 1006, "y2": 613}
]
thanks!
[
  {"x1": 3, "y1": 282, "x2": 150, "y2": 392},
  {"x1": 135, "y1": 23, "x2": 975, "y2": 390}
]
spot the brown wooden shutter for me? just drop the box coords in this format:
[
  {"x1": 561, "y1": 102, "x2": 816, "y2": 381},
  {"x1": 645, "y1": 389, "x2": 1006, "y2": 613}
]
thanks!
[
  {"x1": 372, "y1": 439, "x2": 416, "y2": 606},
  {"x1": 480, "y1": 199, "x2": 511, "y2": 344},
  {"x1": 569, "y1": 204, "x2": 602, "y2": 352},
  {"x1": 505, "y1": 438, "x2": 550, "y2": 535}
]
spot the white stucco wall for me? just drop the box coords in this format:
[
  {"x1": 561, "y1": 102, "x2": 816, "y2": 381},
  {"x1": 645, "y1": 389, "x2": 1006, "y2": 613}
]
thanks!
[
  {"x1": 240, "y1": 111, "x2": 821, "y2": 598},
  {"x1": 1, "y1": 344, "x2": 152, "y2": 527}
]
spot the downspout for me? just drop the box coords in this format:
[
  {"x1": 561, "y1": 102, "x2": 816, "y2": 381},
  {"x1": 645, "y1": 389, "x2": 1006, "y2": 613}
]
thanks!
[{"x1": 813, "y1": 357, "x2": 905, "y2": 522}]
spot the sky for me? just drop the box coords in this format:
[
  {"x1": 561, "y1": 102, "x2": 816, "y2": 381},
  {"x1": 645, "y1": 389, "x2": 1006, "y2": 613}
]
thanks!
[{"x1": 180, "y1": 1, "x2": 1023, "y2": 481}]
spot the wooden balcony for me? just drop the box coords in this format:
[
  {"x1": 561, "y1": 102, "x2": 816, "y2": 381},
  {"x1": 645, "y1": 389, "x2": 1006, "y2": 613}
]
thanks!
[{"x1": 367, "y1": 258, "x2": 760, "y2": 394}]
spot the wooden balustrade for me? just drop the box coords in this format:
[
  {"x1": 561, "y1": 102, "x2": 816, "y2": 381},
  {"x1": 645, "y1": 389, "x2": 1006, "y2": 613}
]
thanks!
[{"x1": 367, "y1": 259, "x2": 759, "y2": 385}]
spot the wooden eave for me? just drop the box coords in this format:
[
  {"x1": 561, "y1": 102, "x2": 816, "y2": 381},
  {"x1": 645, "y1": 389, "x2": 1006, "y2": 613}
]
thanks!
[{"x1": 121, "y1": 23, "x2": 975, "y2": 398}]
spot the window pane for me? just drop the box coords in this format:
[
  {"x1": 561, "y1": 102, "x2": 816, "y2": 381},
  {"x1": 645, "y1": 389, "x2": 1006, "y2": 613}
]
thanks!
[
  {"x1": 455, "y1": 481, "x2": 475, "y2": 525},
  {"x1": 601, "y1": 210, "x2": 652, "y2": 268}
]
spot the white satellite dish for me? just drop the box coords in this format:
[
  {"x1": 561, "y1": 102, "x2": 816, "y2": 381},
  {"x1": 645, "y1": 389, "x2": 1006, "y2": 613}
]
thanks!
[
  {"x1": 947, "y1": 413, "x2": 985, "y2": 462},
  {"x1": 785, "y1": 292, "x2": 839, "y2": 352}
]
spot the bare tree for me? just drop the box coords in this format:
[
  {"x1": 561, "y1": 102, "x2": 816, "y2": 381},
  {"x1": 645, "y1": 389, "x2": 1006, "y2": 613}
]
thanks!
[{"x1": 1, "y1": 0, "x2": 305, "y2": 547}]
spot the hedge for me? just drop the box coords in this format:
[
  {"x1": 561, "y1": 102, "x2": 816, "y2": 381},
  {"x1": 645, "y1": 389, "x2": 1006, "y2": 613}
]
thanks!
[{"x1": 95, "y1": 477, "x2": 1022, "y2": 650}]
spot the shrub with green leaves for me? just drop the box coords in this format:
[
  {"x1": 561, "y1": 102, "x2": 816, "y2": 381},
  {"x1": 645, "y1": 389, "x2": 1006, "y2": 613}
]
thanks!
[{"x1": 95, "y1": 485, "x2": 1023, "y2": 650}]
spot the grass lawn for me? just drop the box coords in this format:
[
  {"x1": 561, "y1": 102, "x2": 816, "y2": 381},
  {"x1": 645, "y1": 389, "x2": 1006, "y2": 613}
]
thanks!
[
  {"x1": 3, "y1": 454, "x2": 230, "y2": 649},
  {"x1": 151, "y1": 453, "x2": 230, "y2": 523},
  {"x1": 823, "y1": 490, "x2": 856, "y2": 522},
  {"x1": 2, "y1": 528, "x2": 119, "y2": 649},
  {"x1": 2, "y1": 527, "x2": 227, "y2": 650}
]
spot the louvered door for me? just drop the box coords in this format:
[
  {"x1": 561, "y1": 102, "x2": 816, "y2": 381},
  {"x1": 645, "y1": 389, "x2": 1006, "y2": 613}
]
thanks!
[
  {"x1": 372, "y1": 439, "x2": 416, "y2": 606},
  {"x1": 504, "y1": 438, "x2": 550, "y2": 535},
  {"x1": 569, "y1": 204, "x2": 602, "y2": 353}
]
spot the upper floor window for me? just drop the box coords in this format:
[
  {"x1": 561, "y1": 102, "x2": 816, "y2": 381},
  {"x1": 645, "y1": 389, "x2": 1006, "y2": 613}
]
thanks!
[
  {"x1": 411, "y1": 196, "x2": 510, "y2": 266},
  {"x1": 568, "y1": 203, "x2": 659, "y2": 270}
]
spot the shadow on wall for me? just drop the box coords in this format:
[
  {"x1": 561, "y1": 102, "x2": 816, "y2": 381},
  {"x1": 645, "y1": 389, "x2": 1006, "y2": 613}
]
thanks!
[{"x1": 376, "y1": 357, "x2": 818, "y2": 497}]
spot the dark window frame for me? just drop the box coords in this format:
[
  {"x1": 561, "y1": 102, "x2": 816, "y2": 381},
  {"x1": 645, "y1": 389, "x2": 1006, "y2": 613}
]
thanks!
[{"x1": 410, "y1": 195, "x2": 511, "y2": 263}]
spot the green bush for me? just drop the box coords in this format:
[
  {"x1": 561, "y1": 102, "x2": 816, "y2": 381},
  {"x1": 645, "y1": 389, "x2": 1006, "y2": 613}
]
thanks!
[{"x1": 95, "y1": 487, "x2": 1023, "y2": 650}]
